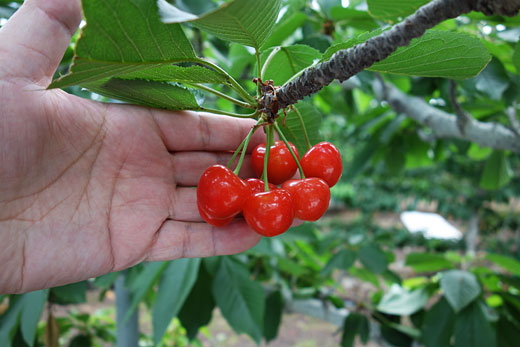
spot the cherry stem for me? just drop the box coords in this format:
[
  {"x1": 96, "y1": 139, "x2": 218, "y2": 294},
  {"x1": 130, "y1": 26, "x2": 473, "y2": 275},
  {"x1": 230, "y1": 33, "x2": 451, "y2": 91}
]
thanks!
[
  {"x1": 261, "y1": 47, "x2": 280, "y2": 81},
  {"x1": 256, "y1": 49, "x2": 262, "y2": 98},
  {"x1": 232, "y1": 120, "x2": 262, "y2": 176},
  {"x1": 196, "y1": 58, "x2": 257, "y2": 105},
  {"x1": 273, "y1": 122, "x2": 306, "y2": 179},
  {"x1": 201, "y1": 108, "x2": 258, "y2": 118},
  {"x1": 262, "y1": 125, "x2": 274, "y2": 191},
  {"x1": 188, "y1": 83, "x2": 256, "y2": 109},
  {"x1": 227, "y1": 138, "x2": 246, "y2": 169},
  {"x1": 290, "y1": 105, "x2": 312, "y2": 150}
]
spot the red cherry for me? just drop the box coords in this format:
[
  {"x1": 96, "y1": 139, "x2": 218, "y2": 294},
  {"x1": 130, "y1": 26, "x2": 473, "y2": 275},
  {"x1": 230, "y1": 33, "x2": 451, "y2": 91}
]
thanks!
[
  {"x1": 251, "y1": 140, "x2": 300, "y2": 185},
  {"x1": 245, "y1": 178, "x2": 277, "y2": 194},
  {"x1": 282, "y1": 178, "x2": 330, "y2": 221},
  {"x1": 300, "y1": 142, "x2": 342, "y2": 187},
  {"x1": 197, "y1": 204, "x2": 234, "y2": 227},
  {"x1": 197, "y1": 165, "x2": 250, "y2": 219},
  {"x1": 243, "y1": 189, "x2": 295, "y2": 237}
]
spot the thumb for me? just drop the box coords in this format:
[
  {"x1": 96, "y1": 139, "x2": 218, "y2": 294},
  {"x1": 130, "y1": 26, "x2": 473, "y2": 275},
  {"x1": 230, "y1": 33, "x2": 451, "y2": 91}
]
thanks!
[{"x1": 0, "y1": 0, "x2": 82, "y2": 85}]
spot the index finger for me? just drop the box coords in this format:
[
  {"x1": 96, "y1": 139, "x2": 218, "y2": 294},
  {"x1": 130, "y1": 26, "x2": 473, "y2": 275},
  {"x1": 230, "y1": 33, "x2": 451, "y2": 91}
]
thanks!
[{"x1": 151, "y1": 110, "x2": 266, "y2": 152}]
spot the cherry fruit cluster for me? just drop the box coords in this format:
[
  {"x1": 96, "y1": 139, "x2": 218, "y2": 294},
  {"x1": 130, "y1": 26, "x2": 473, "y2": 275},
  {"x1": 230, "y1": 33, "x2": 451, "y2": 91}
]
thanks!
[{"x1": 197, "y1": 135, "x2": 342, "y2": 237}]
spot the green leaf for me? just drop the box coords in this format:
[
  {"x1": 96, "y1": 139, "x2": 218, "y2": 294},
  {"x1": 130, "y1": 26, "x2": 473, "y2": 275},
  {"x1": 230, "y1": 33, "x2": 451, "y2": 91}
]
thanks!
[
  {"x1": 358, "y1": 244, "x2": 388, "y2": 274},
  {"x1": 93, "y1": 272, "x2": 120, "y2": 290},
  {"x1": 480, "y1": 151, "x2": 513, "y2": 190},
  {"x1": 50, "y1": 281, "x2": 87, "y2": 305},
  {"x1": 85, "y1": 78, "x2": 202, "y2": 110},
  {"x1": 262, "y1": 12, "x2": 308, "y2": 49},
  {"x1": 382, "y1": 269, "x2": 402, "y2": 285},
  {"x1": 497, "y1": 316, "x2": 520, "y2": 347},
  {"x1": 159, "y1": 0, "x2": 283, "y2": 49},
  {"x1": 343, "y1": 138, "x2": 379, "y2": 179},
  {"x1": 174, "y1": 0, "x2": 217, "y2": 14},
  {"x1": 474, "y1": 58, "x2": 510, "y2": 100},
  {"x1": 277, "y1": 257, "x2": 309, "y2": 277},
  {"x1": 368, "y1": 31, "x2": 491, "y2": 80},
  {"x1": 178, "y1": 264, "x2": 216, "y2": 340},
  {"x1": 405, "y1": 252, "x2": 453, "y2": 272},
  {"x1": 261, "y1": 45, "x2": 321, "y2": 85},
  {"x1": 0, "y1": 5, "x2": 15, "y2": 18},
  {"x1": 367, "y1": 0, "x2": 430, "y2": 20},
  {"x1": 118, "y1": 64, "x2": 228, "y2": 84},
  {"x1": 69, "y1": 334, "x2": 92, "y2": 347},
  {"x1": 513, "y1": 42, "x2": 520, "y2": 74},
  {"x1": 276, "y1": 101, "x2": 323, "y2": 155},
  {"x1": 0, "y1": 296, "x2": 24, "y2": 346},
  {"x1": 358, "y1": 314, "x2": 370, "y2": 343},
  {"x1": 349, "y1": 267, "x2": 379, "y2": 287},
  {"x1": 152, "y1": 258, "x2": 201, "y2": 345},
  {"x1": 125, "y1": 262, "x2": 168, "y2": 321},
  {"x1": 422, "y1": 297, "x2": 455, "y2": 347},
  {"x1": 405, "y1": 134, "x2": 433, "y2": 169},
  {"x1": 380, "y1": 321, "x2": 414, "y2": 346},
  {"x1": 318, "y1": 0, "x2": 340, "y2": 16},
  {"x1": 454, "y1": 301, "x2": 497, "y2": 347},
  {"x1": 263, "y1": 290, "x2": 284, "y2": 343},
  {"x1": 440, "y1": 270, "x2": 481, "y2": 313},
  {"x1": 377, "y1": 285, "x2": 428, "y2": 315},
  {"x1": 212, "y1": 257, "x2": 265, "y2": 343},
  {"x1": 341, "y1": 313, "x2": 370, "y2": 347},
  {"x1": 322, "y1": 249, "x2": 356, "y2": 276},
  {"x1": 467, "y1": 143, "x2": 493, "y2": 161},
  {"x1": 322, "y1": 28, "x2": 384, "y2": 62},
  {"x1": 21, "y1": 290, "x2": 49, "y2": 346},
  {"x1": 329, "y1": 7, "x2": 379, "y2": 31},
  {"x1": 227, "y1": 43, "x2": 256, "y2": 77},
  {"x1": 499, "y1": 275, "x2": 520, "y2": 290},
  {"x1": 383, "y1": 146, "x2": 404, "y2": 175},
  {"x1": 486, "y1": 254, "x2": 520, "y2": 277},
  {"x1": 50, "y1": 0, "x2": 197, "y2": 89},
  {"x1": 202, "y1": 256, "x2": 221, "y2": 275}
]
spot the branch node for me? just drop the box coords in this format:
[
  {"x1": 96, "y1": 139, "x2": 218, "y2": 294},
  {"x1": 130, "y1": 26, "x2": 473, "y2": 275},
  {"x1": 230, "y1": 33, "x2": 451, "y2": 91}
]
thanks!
[
  {"x1": 506, "y1": 102, "x2": 520, "y2": 136},
  {"x1": 449, "y1": 80, "x2": 472, "y2": 135}
]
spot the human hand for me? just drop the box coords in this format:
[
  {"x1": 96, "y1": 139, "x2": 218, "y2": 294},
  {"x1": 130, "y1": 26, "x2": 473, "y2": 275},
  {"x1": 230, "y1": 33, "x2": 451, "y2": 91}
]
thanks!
[{"x1": 0, "y1": 0, "x2": 263, "y2": 294}]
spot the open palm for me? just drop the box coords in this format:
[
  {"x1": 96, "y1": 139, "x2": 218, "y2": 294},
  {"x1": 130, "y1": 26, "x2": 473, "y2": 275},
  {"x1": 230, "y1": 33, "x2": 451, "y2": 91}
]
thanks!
[{"x1": 0, "y1": 0, "x2": 261, "y2": 294}]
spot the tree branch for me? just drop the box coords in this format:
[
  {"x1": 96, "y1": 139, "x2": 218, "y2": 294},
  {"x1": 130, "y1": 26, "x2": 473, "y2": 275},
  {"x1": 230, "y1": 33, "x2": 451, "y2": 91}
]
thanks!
[
  {"x1": 266, "y1": 0, "x2": 520, "y2": 111},
  {"x1": 448, "y1": 80, "x2": 472, "y2": 135},
  {"x1": 506, "y1": 102, "x2": 520, "y2": 136},
  {"x1": 372, "y1": 78, "x2": 520, "y2": 153}
]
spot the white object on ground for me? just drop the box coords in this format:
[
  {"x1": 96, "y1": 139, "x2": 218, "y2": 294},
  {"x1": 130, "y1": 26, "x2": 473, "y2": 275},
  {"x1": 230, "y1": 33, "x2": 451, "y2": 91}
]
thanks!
[{"x1": 400, "y1": 211, "x2": 463, "y2": 240}]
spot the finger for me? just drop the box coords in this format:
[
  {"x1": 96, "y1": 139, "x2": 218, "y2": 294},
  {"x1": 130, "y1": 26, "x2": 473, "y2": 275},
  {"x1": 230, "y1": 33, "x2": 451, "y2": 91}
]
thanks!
[
  {"x1": 172, "y1": 152, "x2": 257, "y2": 186},
  {"x1": 145, "y1": 219, "x2": 261, "y2": 261},
  {"x1": 0, "y1": 0, "x2": 81, "y2": 83},
  {"x1": 152, "y1": 110, "x2": 266, "y2": 152},
  {"x1": 171, "y1": 188, "x2": 201, "y2": 222}
]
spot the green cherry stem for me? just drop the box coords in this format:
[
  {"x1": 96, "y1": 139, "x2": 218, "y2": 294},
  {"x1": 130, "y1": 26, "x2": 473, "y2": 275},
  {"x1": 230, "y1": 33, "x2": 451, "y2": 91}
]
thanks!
[
  {"x1": 261, "y1": 47, "x2": 280, "y2": 81},
  {"x1": 227, "y1": 138, "x2": 246, "y2": 169},
  {"x1": 263, "y1": 125, "x2": 274, "y2": 191},
  {"x1": 232, "y1": 120, "x2": 262, "y2": 176},
  {"x1": 195, "y1": 58, "x2": 257, "y2": 105},
  {"x1": 188, "y1": 83, "x2": 256, "y2": 109},
  {"x1": 290, "y1": 105, "x2": 312, "y2": 151},
  {"x1": 255, "y1": 49, "x2": 262, "y2": 97},
  {"x1": 274, "y1": 122, "x2": 306, "y2": 179},
  {"x1": 200, "y1": 108, "x2": 259, "y2": 118}
]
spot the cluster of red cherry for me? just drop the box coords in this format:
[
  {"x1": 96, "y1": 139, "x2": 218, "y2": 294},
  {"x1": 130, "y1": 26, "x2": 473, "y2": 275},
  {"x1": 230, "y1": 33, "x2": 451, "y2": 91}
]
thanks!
[{"x1": 197, "y1": 135, "x2": 342, "y2": 237}]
